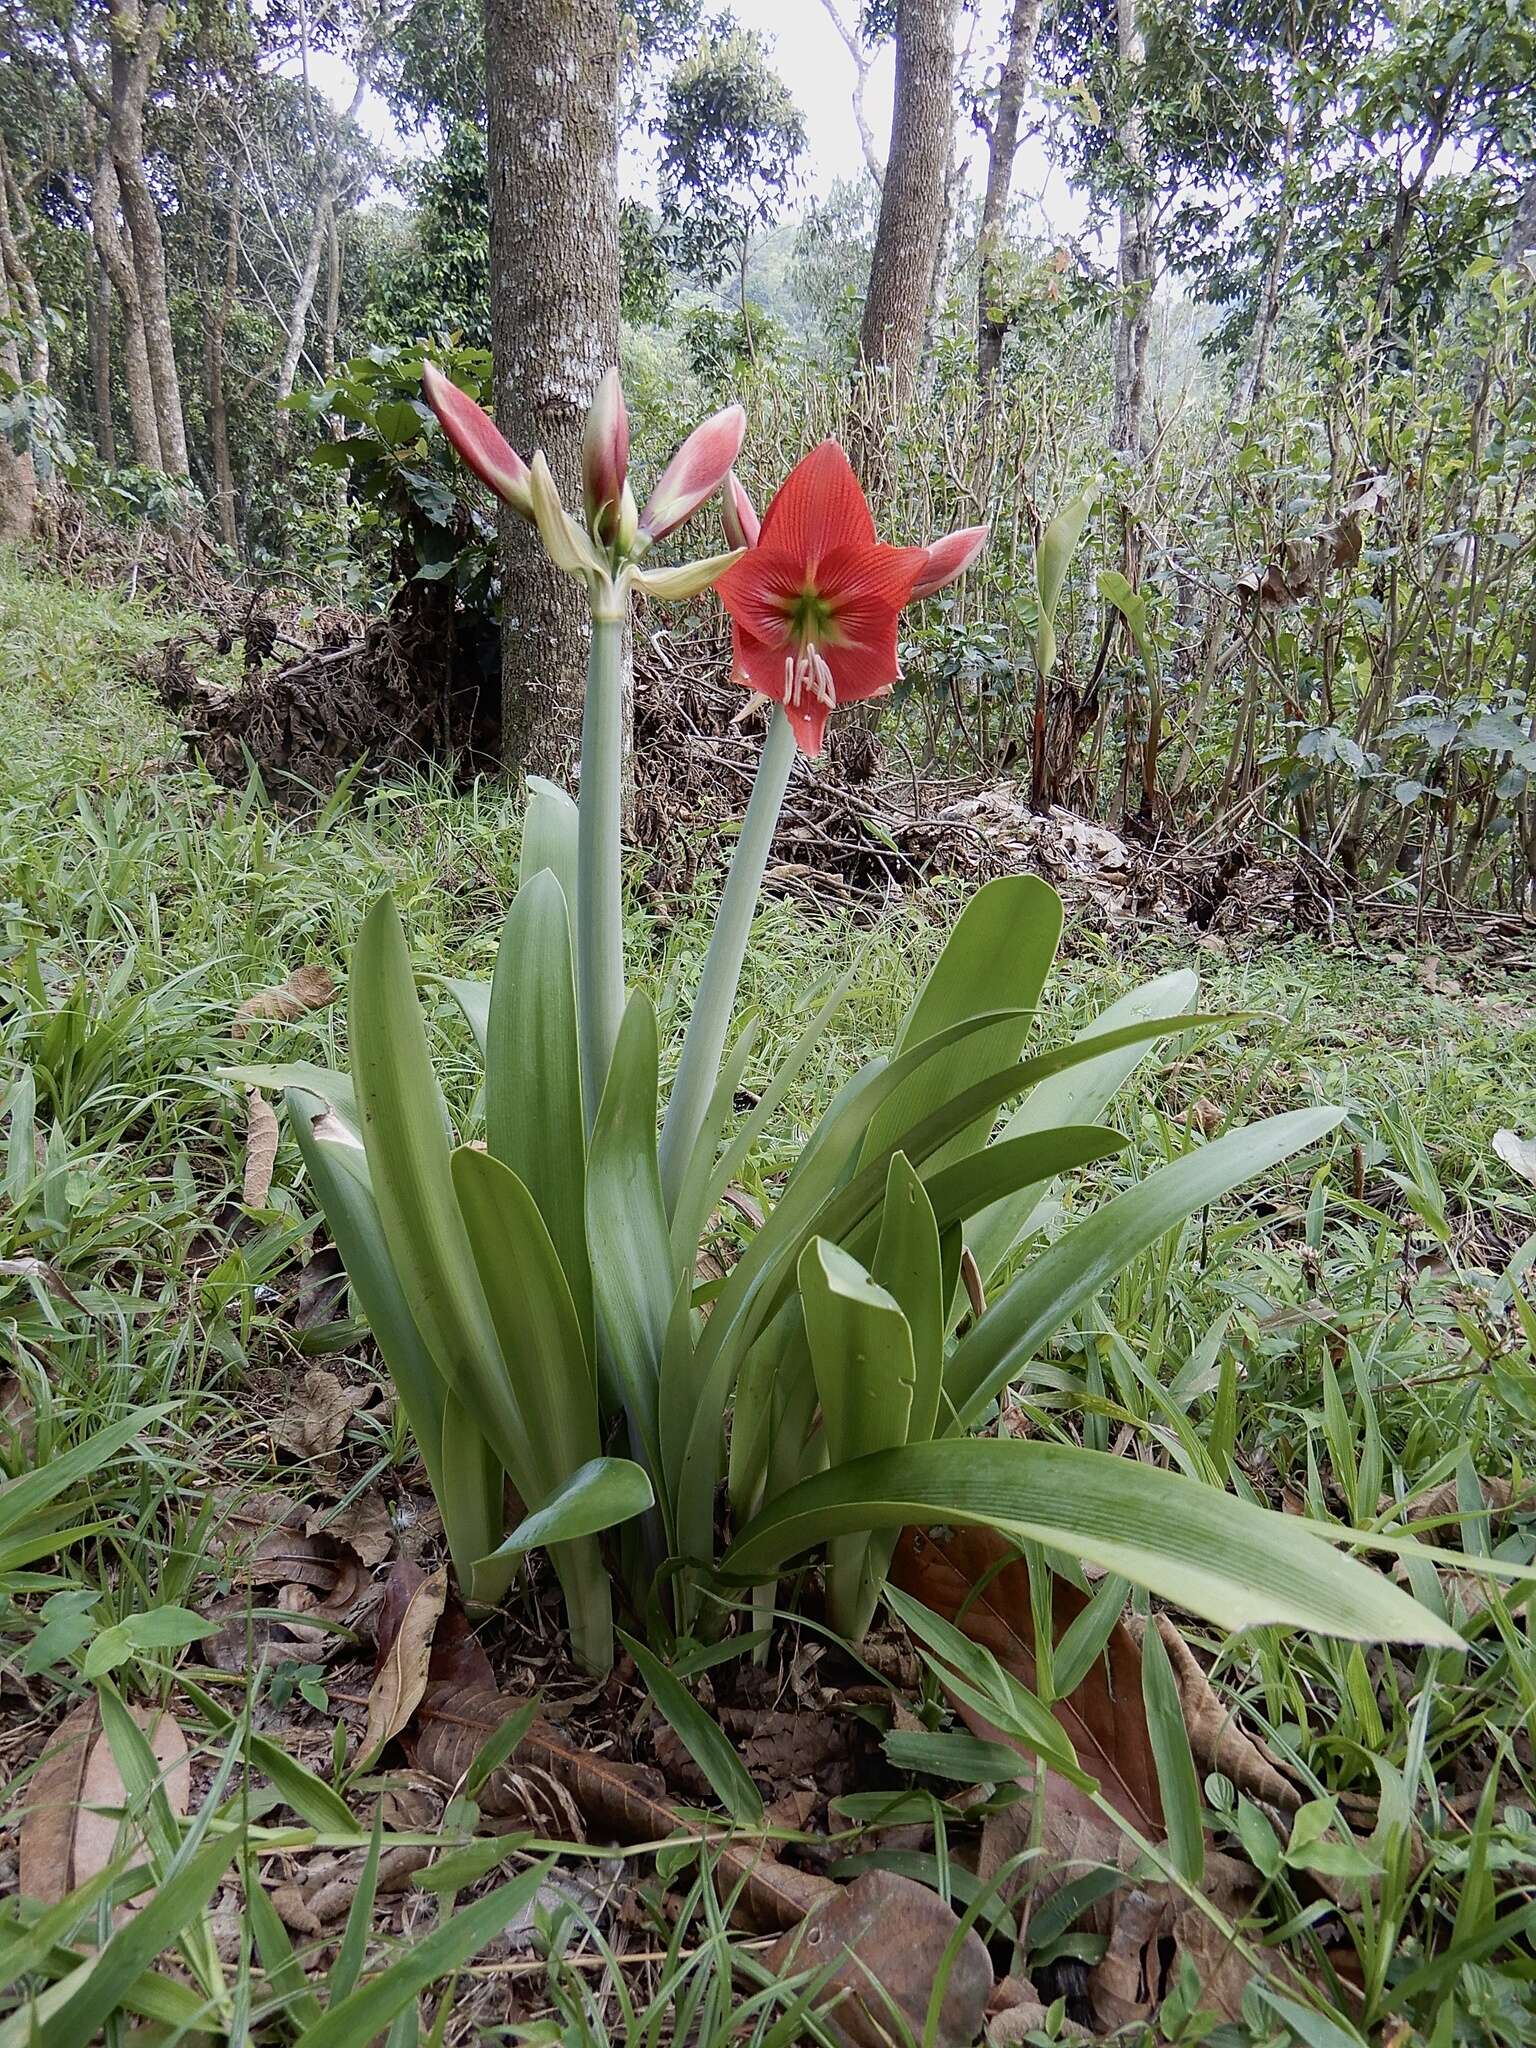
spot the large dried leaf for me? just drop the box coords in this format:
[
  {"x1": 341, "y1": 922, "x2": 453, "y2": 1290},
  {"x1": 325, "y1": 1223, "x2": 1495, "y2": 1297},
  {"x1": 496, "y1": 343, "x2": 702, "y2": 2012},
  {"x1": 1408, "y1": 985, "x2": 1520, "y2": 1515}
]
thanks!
[
  {"x1": 763, "y1": 1870, "x2": 992, "y2": 2048},
  {"x1": 358, "y1": 1561, "x2": 447, "y2": 1768},
  {"x1": 243, "y1": 1088, "x2": 280, "y2": 1206},
  {"x1": 233, "y1": 963, "x2": 337, "y2": 1038},
  {"x1": 890, "y1": 1525, "x2": 1162, "y2": 1832},
  {"x1": 19, "y1": 1700, "x2": 189, "y2": 1910},
  {"x1": 1493, "y1": 1129, "x2": 1536, "y2": 1187},
  {"x1": 271, "y1": 1367, "x2": 370, "y2": 1458}
]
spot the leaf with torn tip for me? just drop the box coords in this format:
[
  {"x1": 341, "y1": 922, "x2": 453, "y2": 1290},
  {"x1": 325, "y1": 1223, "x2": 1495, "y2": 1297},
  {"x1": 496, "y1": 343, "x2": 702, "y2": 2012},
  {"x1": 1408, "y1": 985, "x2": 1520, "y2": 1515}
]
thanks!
[
  {"x1": 244, "y1": 1088, "x2": 280, "y2": 1206},
  {"x1": 233, "y1": 963, "x2": 337, "y2": 1037},
  {"x1": 358, "y1": 1562, "x2": 447, "y2": 1768},
  {"x1": 19, "y1": 1699, "x2": 189, "y2": 1912}
]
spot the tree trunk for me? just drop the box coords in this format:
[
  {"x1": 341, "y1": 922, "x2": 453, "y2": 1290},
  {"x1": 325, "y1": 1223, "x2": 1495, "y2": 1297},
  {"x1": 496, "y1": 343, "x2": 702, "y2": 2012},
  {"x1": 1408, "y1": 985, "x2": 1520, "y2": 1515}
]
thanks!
[
  {"x1": 1110, "y1": 0, "x2": 1153, "y2": 462},
  {"x1": 858, "y1": 0, "x2": 957, "y2": 440},
  {"x1": 0, "y1": 324, "x2": 35, "y2": 540},
  {"x1": 89, "y1": 139, "x2": 160, "y2": 468},
  {"x1": 207, "y1": 184, "x2": 240, "y2": 549},
  {"x1": 975, "y1": 0, "x2": 1042, "y2": 386},
  {"x1": 0, "y1": 147, "x2": 48, "y2": 389},
  {"x1": 483, "y1": 0, "x2": 621, "y2": 778},
  {"x1": 107, "y1": 0, "x2": 189, "y2": 476},
  {"x1": 276, "y1": 190, "x2": 331, "y2": 402},
  {"x1": 89, "y1": 251, "x2": 116, "y2": 465},
  {"x1": 321, "y1": 200, "x2": 342, "y2": 377}
]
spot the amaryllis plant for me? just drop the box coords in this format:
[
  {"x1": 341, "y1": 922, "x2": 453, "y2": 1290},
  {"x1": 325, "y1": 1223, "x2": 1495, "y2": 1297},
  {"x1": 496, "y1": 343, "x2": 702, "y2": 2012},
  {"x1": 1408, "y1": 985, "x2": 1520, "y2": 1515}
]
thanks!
[{"x1": 237, "y1": 367, "x2": 1454, "y2": 1678}]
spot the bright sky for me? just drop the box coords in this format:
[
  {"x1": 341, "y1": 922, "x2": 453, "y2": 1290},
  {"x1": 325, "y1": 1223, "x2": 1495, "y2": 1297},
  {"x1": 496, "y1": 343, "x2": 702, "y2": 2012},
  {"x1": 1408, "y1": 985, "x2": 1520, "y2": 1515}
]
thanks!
[{"x1": 312, "y1": 0, "x2": 1089, "y2": 240}]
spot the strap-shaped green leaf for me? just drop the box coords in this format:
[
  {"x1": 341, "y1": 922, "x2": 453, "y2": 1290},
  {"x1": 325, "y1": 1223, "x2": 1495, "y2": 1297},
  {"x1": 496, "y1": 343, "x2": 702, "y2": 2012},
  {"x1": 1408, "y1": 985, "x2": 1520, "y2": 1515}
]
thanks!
[
  {"x1": 349, "y1": 893, "x2": 532, "y2": 1499},
  {"x1": 479, "y1": 1456, "x2": 654, "y2": 1564},
  {"x1": 520, "y1": 774, "x2": 579, "y2": 905},
  {"x1": 965, "y1": 969, "x2": 1197, "y2": 1290},
  {"x1": 947, "y1": 1107, "x2": 1348, "y2": 1430},
  {"x1": 859, "y1": 876, "x2": 1062, "y2": 1174},
  {"x1": 585, "y1": 990, "x2": 672, "y2": 1471},
  {"x1": 722, "y1": 1439, "x2": 1462, "y2": 1645},
  {"x1": 870, "y1": 1155, "x2": 943, "y2": 1444},
  {"x1": 1035, "y1": 480, "x2": 1097, "y2": 679},
  {"x1": 486, "y1": 869, "x2": 592, "y2": 1355}
]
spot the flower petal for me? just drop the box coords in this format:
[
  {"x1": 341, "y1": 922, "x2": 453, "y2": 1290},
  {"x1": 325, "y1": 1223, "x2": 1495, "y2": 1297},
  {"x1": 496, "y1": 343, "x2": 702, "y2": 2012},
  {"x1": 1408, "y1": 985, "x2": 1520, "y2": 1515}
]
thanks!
[
  {"x1": 641, "y1": 404, "x2": 747, "y2": 541},
  {"x1": 731, "y1": 628, "x2": 832, "y2": 754},
  {"x1": 816, "y1": 541, "x2": 928, "y2": 619},
  {"x1": 757, "y1": 440, "x2": 876, "y2": 568},
  {"x1": 822, "y1": 602, "x2": 904, "y2": 703},
  {"x1": 421, "y1": 361, "x2": 531, "y2": 512},
  {"x1": 714, "y1": 544, "x2": 805, "y2": 646},
  {"x1": 912, "y1": 525, "x2": 989, "y2": 599}
]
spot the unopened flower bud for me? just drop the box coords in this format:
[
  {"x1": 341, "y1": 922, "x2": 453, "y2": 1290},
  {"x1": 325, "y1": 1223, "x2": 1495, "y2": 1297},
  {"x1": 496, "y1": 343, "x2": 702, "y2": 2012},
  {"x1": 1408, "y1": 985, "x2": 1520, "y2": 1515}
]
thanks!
[
  {"x1": 421, "y1": 360, "x2": 533, "y2": 518},
  {"x1": 641, "y1": 404, "x2": 747, "y2": 543},
  {"x1": 581, "y1": 367, "x2": 630, "y2": 546},
  {"x1": 720, "y1": 472, "x2": 760, "y2": 552}
]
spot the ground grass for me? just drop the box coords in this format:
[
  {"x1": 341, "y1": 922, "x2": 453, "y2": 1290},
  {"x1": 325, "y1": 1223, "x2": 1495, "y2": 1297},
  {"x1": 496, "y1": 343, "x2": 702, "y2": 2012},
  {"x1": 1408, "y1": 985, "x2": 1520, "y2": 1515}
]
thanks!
[{"x1": 2, "y1": 553, "x2": 1535, "y2": 2044}]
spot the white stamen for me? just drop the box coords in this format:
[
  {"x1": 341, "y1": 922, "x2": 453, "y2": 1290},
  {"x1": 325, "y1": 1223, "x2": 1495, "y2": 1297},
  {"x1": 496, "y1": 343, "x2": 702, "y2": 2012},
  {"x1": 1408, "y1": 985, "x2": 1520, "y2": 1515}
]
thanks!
[{"x1": 783, "y1": 642, "x2": 835, "y2": 711}]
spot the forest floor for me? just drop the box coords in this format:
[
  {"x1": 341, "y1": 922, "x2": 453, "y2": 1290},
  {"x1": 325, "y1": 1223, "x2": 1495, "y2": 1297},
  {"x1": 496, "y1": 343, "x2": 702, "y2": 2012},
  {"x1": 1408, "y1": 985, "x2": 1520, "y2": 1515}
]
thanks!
[{"x1": 2, "y1": 552, "x2": 1536, "y2": 2045}]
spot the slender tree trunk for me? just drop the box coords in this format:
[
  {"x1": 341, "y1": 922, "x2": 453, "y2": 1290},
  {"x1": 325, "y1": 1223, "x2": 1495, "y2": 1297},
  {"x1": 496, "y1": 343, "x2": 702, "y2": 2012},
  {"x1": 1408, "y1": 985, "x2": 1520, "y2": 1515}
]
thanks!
[
  {"x1": 89, "y1": 141, "x2": 160, "y2": 468},
  {"x1": 1110, "y1": 0, "x2": 1153, "y2": 462},
  {"x1": 0, "y1": 325, "x2": 35, "y2": 540},
  {"x1": 976, "y1": 0, "x2": 1042, "y2": 386},
  {"x1": 89, "y1": 252, "x2": 116, "y2": 465},
  {"x1": 276, "y1": 191, "x2": 330, "y2": 402},
  {"x1": 208, "y1": 184, "x2": 240, "y2": 548},
  {"x1": 858, "y1": 0, "x2": 958, "y2": 444},
  {"x1": 107, "y1": 0, "x2": 189, "y2": 476},
  {"x1": 321, "y1": 201, "x2": 342, "y2": 377},
  {"x1": 0, "y1": 148, "x2": 48, "y2": 389},
  {"x1": 818, "y1": 0, "x2": 884, "y2": 185},
  {"x1": 484, "y1": 0, "x2": 621, "y2": 777}
]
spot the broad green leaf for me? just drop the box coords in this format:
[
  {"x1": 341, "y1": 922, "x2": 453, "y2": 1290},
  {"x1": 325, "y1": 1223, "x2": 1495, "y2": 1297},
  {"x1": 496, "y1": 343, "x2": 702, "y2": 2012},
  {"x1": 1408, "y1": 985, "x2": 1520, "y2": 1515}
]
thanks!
[
  {"x1": 291, "y1": 1861, "x2": 556, "y2": 2048},
  {"x1": 948, "y1": 1107, "x2": 1349, "y2": 1429},
  {"x1": 859, "y1": 877, "x2": 1062, "y2": 1175},
  {"x1": 586, "y1": 991, "x2": 673, "y2": 1470},
  {"x1": 521, "y1": 774, "x2": 579, "y2": 906},
  {"x1": 223, "y1": 1061, "x2": 359, "y2": 1136},
  {"x1": 478, "y1": 1457, "x2": 654, "y2": 1564},
  {"x1": 452, "y1": 1145, "x2": 595, "y2": 1498},
  {"x1": 801, "y1": 1236, "x2": 917, "y2": 1640},
  {"x1": 669, "y1": 1015, "x2": 760, "y2": 1274},
  {"x1": 328, "y1": 1808, "x2": 383, "y2": 2006},
  {"x1": 706, "y1": 967, "x2": 856, "y2": 1216},
  {"x1": 723, "y1": 1439, "x2": 1462, "y2": 1645},
  {"x1": 620, "y1": 1633, "x2": 764, "y2": 1826},
  {"x1": 248, "y1": 1861, "x2": 325, "y2": 2031},
  {"x1": 486, "y1": 870, "x2": 591, "y2": 1355},
  {"x1": 870, "y1": 1155, "x2": 943, "y2": 1443},
  {"x1": 438, "y1": 1390, "x2": 517, "y2": 1607},
  {"x1": 433, "y1": 977, "x2": 490, "y2": 1055},
  {"x1": 1098, "y1": 567, "x2": 1154, "y2": 677},
  {"x1": 1035, "y1": 481, "x2": 1097, "y2": 678},
  {"x1": 801, "y1": 1239, "x2": 916, "y2": 1466},
  {"x1": 882, "y1": 1729, "x2": 1025, "y2": 1781},
  {"x1": 349, "y1": 894, "x2": 531, "y2": 1498},
  {"x1": 966, "y1": 970, "x2": 1198, "y2": 1289}
]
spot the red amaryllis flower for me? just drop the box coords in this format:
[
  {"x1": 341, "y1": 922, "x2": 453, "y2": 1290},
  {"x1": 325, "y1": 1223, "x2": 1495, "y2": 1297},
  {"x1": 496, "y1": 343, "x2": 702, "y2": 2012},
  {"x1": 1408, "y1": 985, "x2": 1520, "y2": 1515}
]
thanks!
[{"x1": 714, "y1": 440, "x2": 928, "y2": 755}]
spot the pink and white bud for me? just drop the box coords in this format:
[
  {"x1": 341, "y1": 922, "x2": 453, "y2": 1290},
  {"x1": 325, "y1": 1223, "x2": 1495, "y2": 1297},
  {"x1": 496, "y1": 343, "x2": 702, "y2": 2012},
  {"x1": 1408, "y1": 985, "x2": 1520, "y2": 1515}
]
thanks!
[
  {"x1": 911, "y1": 525, "x2": 989, "y2": 600},
  {"x1": 421, "y1": 360, "x2": 532, "y2": 516},
  {"x1": 581, "y1": 367, "x2": 630, "y2": 545},
  {"x1": 640, "y1": 403, "x2": 747, "y2": 543},
  {"x1": 719, "y1": 471, "x2": 760, "y2": 552}
]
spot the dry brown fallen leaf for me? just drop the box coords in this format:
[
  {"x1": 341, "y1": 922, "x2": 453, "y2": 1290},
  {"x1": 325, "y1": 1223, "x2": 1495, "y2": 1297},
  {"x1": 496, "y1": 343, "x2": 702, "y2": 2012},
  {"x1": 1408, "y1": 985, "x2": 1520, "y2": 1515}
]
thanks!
[
  {"x1": 889, "y1": 1524, "x2": 1163, "y2": 1834},
  {"x1": 19, "y1": 1700, "x2": 190, "y2": 1913},
  {"x1": 306, "y1": 1491, "x2": 394, "y2": 1567},
  {"x1": 0, "y1": 1253, "x2": 90, "y2": 1310},
  {"x1": 243, "y1": 1088, "x2": 280, "y2": 1207},
  {"x1": 200, "y1": 1520, "x2": 371, "y2": 1673},
  {"x1": 232, "y1": 963, "x2": 337, "y2": 1038},
  {"x1": 272, "y1": 1367, "x2": 371, "y2": 1460},
  {"x1": 357, "y1": 1561, "x2": 447, "y2": 1769},
  {"x1": 763, "y1": 1870, "x2": 993, "y2": 2048}
]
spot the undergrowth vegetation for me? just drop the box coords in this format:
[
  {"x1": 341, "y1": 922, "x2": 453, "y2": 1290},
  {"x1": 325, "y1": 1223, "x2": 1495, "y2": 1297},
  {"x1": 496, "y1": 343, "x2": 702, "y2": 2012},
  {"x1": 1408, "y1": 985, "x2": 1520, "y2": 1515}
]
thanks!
[{"x1": 2, "y1": 557, "x2": 1536, "y2": 2043}]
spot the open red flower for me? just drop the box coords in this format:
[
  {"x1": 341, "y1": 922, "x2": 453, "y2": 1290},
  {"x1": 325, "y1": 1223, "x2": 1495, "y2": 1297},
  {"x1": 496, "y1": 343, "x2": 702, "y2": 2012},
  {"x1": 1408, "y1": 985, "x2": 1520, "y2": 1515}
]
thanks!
[{"x1": 714, "y1": 441, "x2": 928, "y2": 755}]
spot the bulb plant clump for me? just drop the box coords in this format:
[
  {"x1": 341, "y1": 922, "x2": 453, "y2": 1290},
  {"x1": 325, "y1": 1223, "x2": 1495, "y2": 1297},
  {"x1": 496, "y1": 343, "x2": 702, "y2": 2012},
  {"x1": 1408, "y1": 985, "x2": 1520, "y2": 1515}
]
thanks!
[{"x1": 237, "y1": 363, "x2": 1458, "y2": 1681}]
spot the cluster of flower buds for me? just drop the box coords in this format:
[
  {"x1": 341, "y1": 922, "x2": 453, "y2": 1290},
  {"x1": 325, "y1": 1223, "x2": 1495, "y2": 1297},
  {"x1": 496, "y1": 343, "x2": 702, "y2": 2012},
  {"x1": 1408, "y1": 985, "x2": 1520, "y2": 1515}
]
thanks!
[{"x1": 421, "y1": 361, "x2": 747, "y2": 620}]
